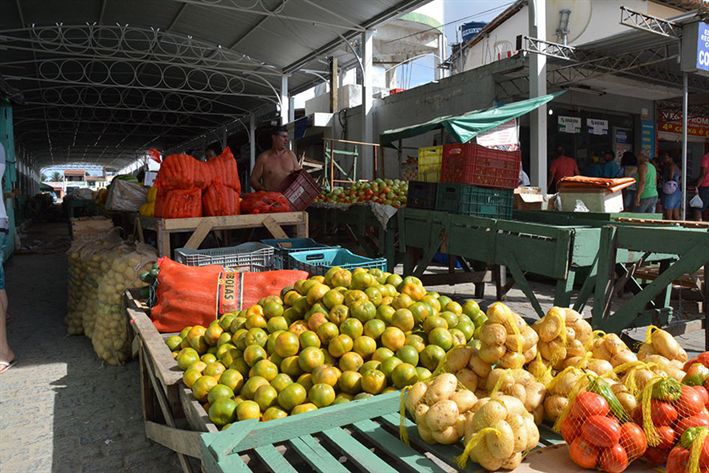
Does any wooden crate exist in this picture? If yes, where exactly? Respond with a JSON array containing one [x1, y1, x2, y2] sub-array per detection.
[[200, 391, 564, 473], [70, 216, 113, 239]]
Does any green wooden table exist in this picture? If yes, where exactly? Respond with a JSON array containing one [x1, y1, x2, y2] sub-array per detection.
[[307, 203, 398, 271], [200, 391, 564, 473]]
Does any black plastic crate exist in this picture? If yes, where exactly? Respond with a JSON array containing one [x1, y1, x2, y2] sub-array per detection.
[[406, 181, 438, 209], [435, 183, 513, 219]]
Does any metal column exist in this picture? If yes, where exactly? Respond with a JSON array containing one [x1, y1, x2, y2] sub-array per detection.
[[249, 113, 256, 190], [528, 0, 548, 190], [361, 29, 374, 180], [280, 75, 289, 127], [682, 72, 688, 220]]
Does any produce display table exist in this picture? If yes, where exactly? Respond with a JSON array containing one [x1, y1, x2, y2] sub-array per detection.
[[308, 203, 398, 270], [126, 290, 564, 472], [139, 212, 308, 257]]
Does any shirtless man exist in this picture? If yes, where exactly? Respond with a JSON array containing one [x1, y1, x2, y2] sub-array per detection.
[[249, 127, 300, 191]]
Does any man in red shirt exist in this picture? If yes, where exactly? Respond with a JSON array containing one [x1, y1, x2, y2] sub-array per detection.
[[548, 146, 580, 192], [693, 152, 709, 221]]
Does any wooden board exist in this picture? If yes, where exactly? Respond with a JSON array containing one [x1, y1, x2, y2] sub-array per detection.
[[520, 445, 658, 473], [140, 212, 306, 232]]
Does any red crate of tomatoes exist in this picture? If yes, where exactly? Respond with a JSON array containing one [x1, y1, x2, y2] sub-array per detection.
[[440, 142, 521, 189]]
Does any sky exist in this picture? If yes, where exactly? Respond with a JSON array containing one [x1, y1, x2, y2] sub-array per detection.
[[399, 0, 514, 89]]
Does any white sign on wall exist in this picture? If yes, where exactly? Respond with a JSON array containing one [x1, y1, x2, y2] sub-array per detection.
[[476, 119, 518, 148], [587, 118, 609, 135], [558, 116, 581, 133]]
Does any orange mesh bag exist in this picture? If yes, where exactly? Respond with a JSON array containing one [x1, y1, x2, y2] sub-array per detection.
[[240, 191, 291, 214], [665, 427, 709, 473], [155, 153, 207, 190], [558, 373, 648, 472], [634, 376, 709, 467], [151, 258, 307, 332], [158, 188, 202, 218], [202, 184, 240, 216], [205, 147, 241, 192]]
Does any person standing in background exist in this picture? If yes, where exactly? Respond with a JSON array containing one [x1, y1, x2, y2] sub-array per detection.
[[583, 154, 603, 178], [620, 151, 638, 211], [0, 142, 13, 375], [660, 153, 681, 220], [635, 152, 659, 213], [693, 152, 709, 221], [548, 146, 580, 193], [601, 151, 621, 178]]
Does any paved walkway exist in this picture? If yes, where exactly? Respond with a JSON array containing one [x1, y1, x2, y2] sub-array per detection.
[[0, 223, 180, 473]]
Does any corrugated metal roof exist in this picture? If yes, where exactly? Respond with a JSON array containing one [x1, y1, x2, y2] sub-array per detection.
[[0, 0, 429, 168]]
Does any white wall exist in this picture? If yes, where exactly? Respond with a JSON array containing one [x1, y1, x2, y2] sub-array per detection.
[[462, 0, 683, 72]]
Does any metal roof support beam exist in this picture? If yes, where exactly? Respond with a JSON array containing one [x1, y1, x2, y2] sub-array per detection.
[[280, 75, 289, 127], [619, 6, 681, 39], [518, 35, 577, 61], [361, 29, 374, 180], [249, 113, 256, 185], [528, 0, 548, 191]]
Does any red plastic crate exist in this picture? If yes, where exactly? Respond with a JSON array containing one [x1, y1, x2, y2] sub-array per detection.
[[279, 170, 321, 211], [440, 143, 521, 189]]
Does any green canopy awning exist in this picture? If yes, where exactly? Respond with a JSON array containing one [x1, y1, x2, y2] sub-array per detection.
[[380, 91, 565, 147]]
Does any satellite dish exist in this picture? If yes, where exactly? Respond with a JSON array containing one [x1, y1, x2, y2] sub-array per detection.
[[546, 0, 592, 45]]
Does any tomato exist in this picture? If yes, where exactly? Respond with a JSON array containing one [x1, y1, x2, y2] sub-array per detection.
[[677, 385, 706, 417], [560, 415, 580, 444], [571, 392, 610, 420], [692, 386, 709, 409], [675, 413, 709, 436], [644, 446, 670, 466], [656, 425, 677, 450], [569, 437, 599, 469], [683, 363, 709, 386], [599, 443, 629, 473], [698, 352, 709, 368], [581, 415, 622, 448], [666, 446, 690, 473], [632, 406, 644, 426], [651, 400, 679, 426], [619, 422, 647, 458]]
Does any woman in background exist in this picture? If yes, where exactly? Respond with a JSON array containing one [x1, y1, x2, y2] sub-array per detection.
[[660, 153, 681, 220], [620, 151, 638, 211], [635, 152, 659, 213]]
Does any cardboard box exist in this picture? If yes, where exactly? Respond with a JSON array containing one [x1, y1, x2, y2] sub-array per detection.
[[514, 187, 544, 211], [558, 189, 624, 213]]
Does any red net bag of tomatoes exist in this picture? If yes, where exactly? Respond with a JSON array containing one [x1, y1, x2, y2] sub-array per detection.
[[240, 191, 291, 214], [666, 426, 709, 473], [558, 374, 648, 473], [635, 376, 709, 467]]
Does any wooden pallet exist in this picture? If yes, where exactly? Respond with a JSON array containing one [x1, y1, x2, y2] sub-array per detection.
[[200, 391, 564, 473]]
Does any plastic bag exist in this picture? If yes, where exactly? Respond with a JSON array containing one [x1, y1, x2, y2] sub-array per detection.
[[690, 194, 704, 209], [150, 258, 308, 332], [92, 243, 157, 365], [105, 179, 148, 212], [202, 184, 240, 216], [559, 374, 647, 472]]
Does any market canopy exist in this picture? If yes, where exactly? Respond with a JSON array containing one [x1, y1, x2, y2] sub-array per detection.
[[379, 91, 565, 148]]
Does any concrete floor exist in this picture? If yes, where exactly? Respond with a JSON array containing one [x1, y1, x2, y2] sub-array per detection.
[[0, 222, 705, 472], [0, 223, 180, 473]]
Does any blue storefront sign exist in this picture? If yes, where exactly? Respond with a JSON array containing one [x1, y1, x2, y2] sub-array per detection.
[[698, 22, 709, 72], [641, 120, 655, 161]]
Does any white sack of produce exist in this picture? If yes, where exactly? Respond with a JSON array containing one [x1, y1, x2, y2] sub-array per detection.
[[92, 243, 157, 365], [105, 179, 148, 212], [67, 238, 94, 335]]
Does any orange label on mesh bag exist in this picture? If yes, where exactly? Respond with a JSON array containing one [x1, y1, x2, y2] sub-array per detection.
[[218, 272, 241, 314]]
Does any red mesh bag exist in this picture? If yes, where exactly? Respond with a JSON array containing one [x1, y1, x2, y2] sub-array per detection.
[[240, 191, 291, 214], [155, 153, 207, 190], [205, 147, 241, 192], [155, 188, 202, 218], [558, 374, 647, 472], [635, 377, 709, 467], [151, 258, 307, 332], [202, 184, 240, 216]]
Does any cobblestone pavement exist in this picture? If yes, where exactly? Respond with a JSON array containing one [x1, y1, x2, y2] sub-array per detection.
[[0, 224, 180, 473]]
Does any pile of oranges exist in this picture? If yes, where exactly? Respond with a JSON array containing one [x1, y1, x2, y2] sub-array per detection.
[[166, 267, 488, 429]]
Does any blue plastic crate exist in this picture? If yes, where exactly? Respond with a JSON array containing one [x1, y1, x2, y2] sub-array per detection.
[[260, 238, 336, 269], [288, 248, 387, 275]]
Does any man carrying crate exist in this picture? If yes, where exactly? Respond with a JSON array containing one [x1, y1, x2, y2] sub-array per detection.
[[250, 126, 301, 192]]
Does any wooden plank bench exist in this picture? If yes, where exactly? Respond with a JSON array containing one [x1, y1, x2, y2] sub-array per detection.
[[200, 391, 564, 473]]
